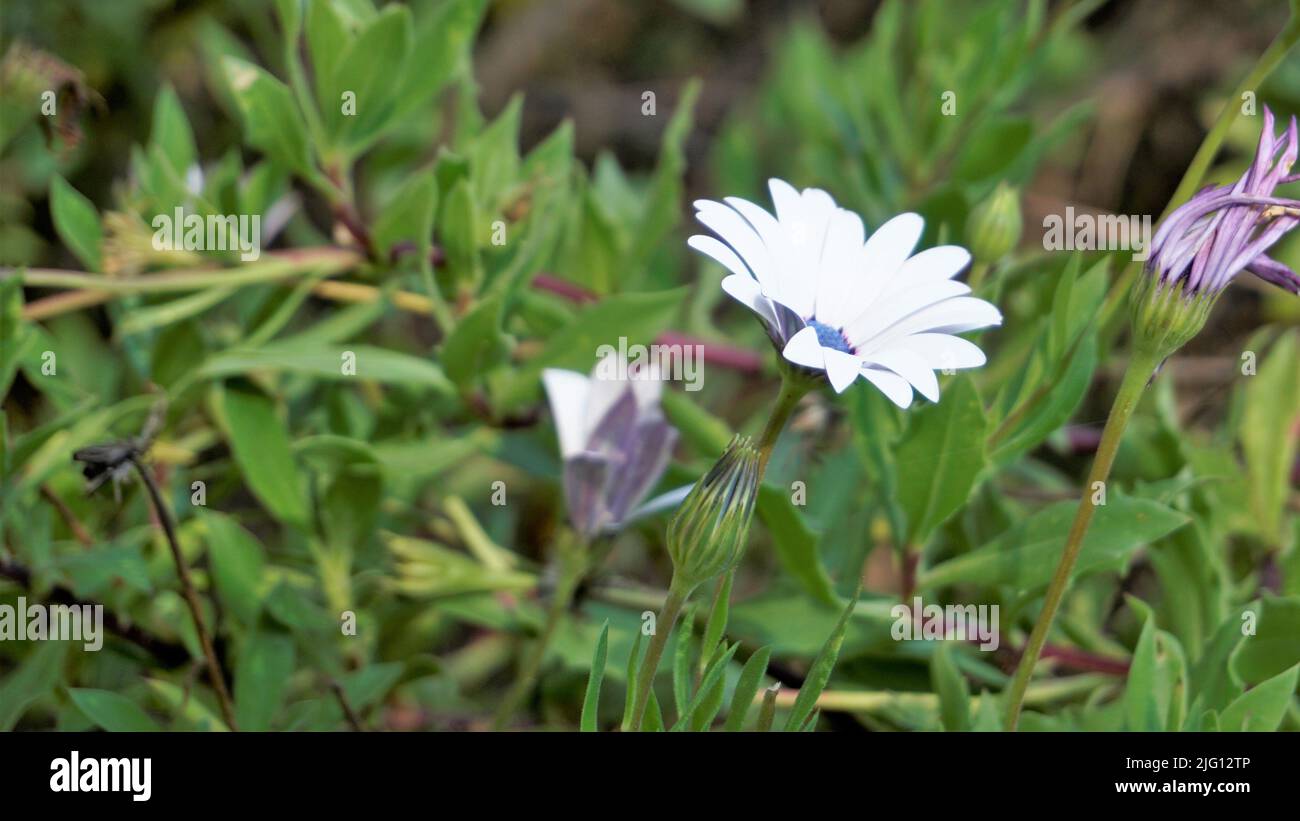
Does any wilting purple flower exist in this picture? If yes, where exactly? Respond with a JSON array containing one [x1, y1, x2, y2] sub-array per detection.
[[1146, 107, 1300, 299], [542, 356, 677, 540]]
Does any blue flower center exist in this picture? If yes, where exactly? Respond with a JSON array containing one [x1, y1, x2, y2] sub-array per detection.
[[808, 319, 853, 354]]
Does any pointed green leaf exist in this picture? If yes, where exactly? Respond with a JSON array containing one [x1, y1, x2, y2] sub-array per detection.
[[49, 176, 102, 272], [68, 689, 161, 732], [723, 645, 771, 731], [783, 589, 859, 731], [580, 620, 610, 732]]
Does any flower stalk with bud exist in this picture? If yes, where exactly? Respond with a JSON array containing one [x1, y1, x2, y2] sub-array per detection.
[[1004, 107, 1300, 731], [494, 355, 676, 729]]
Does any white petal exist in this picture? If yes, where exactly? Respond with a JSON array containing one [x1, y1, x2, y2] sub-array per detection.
[[857, 297, 1002, 356], [630, 371, 664, 410], [688, 234, 752, 279], [865, 348, 940, 403], [902, 333, 987, 371], [800, 187, 838, 228], [812, 208, 868, 328], [720, 274, 779, 333], [861, 367, 914, 409], [724, 195, 794, 307], [542, 369, 591, 458], [858, 213, 925, 301], [880, 245, 972, 299], [823, 349, 864, 393], [694, 200, 775, 290], [844, 279, 972, 349], [781, 325, 825, 370], [768, 178, 803, 226]]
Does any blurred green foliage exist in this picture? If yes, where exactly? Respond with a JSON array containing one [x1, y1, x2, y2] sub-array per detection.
[[1, 0, 1298, 732]]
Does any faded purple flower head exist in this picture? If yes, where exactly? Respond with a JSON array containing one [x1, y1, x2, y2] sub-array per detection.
[[1147, 107, 1300, 299], [542, 354, 677, 540]]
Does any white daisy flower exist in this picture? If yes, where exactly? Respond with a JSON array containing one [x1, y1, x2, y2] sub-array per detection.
[[688, 178, 1002, 408], [542, 354, 677, 539]]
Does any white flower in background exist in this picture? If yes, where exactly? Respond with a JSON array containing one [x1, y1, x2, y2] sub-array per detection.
[[542, 355, 677, 540], [688, 178, 1002, 408]]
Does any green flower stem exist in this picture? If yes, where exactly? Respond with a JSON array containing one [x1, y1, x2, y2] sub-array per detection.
[[1003, 346, 1160, 730], [627, 575, 694, 732], [1099, 11, 1300, 332], [492, 537, 589, 730], [757, 370, 813, 474]]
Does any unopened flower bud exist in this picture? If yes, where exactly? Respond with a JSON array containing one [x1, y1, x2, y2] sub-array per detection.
[[667, 436, 761, 587], [966, 183, 1022, 265]]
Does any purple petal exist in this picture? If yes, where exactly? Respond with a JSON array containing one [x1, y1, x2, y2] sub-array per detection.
[[564, 453, 610, 538], [603, 417, 678, 527], [1245, 255, 1300, 294]]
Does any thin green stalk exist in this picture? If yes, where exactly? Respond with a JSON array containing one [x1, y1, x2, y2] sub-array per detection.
[[757, 371, 813, 473], [5, 247, 359, 294], [1003, 346, 1160, 730], [491, 538, 588, 729], [627, 576, 693, 732]]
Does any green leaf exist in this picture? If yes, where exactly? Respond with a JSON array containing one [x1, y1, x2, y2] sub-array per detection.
[[990, 331, 1097, 465], [756, 485, 838, 605], [1217, 663, 1299, 731], [326, 4, 413, 151], [306, 0, 349, 106], [145, 679, 229, 731], [0, 274, 32, 398], [1124, 604, 1162, 731], [918, 494, 1189, 592], [621, 630, 645, 730], [390, 0, 487, 121], [440, 295, 508, 389], [467, 94, 522, 210], [931, 642, 971, 731], [782, 588, 859, 731], [669, 642, 739, 731], [68, 689, 161, 732], [219, 383, 309, 528], [49, 176, 102, 272], [201, 343, 454, 396], [895, 376, 987, 545], [234, 631, 296, 731], [500, 288, 684, 408], [623, 80, 699, 281], [1239, 332, 1300, 542], [274, 0, 302, 37], [660, 389, 734, 456], [698, 571, 733, 676], [222, 57, 313, 177], [0, 642, 68, 731], [1231, 596, 1300, 686], [580, 621, 610, 732], [203, 511, 267, 626], [723, 645, 772, 731], [151, 84, 197, 175], [338, 662, 405, 711], [438, 177, 481, 289], [372, 169, 438, 259]]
